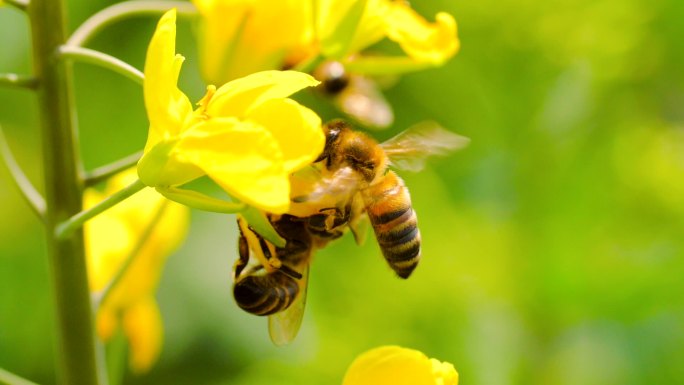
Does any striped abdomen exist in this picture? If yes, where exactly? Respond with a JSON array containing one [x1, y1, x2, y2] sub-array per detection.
[[233, 270, 299, 316], [362, 171, 421, 278]]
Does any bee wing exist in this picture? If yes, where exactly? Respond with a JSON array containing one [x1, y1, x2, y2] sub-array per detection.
[[291, 166, 362, 204], [381, 122, 470, 172], [268, 264, 310, 346], [335, 76, 394, 129]]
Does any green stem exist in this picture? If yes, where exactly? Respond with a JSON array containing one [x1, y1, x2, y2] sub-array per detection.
[[3, 0, 28, 12], [0, 125, 46, 221], [67, 0, 197, 47], [55, 178, 147, 240], [58, 46, 144, 85], [293, 54, 324, 74], [83, 150, 143, 187], [0, 73, 38, 90], [28, 0, 101, 383], [93, 201, 168, 308], [156, 186, 246, 214], [0, 368, 40, 385]]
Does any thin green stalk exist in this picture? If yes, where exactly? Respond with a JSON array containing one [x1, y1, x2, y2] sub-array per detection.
[[83, 150, 143, 187], [93, 201, 168, 308], [3, 0, 28, 12], [55, 178, 147, 240], [293, 54, 324, 74], [0, 125, 46, 221], [58, 46, 144, 85], [0, 368, 40, 385], [67, 0, 197, 47], [0, 73, 38, 89], [28, 0, 101, 384]]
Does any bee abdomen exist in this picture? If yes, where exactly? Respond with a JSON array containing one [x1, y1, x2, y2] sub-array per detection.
[[233, 271, 299, 316], [364, 172, 421, 279]]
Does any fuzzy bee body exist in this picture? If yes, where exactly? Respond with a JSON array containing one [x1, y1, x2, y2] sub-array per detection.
[[232, 120, 467, 344]]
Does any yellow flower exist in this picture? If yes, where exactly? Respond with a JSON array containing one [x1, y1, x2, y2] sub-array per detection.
[[193, 0, 314, 84], [138, 9, 324, 214], [192, 0, 460, 82], [85, 169, 189, 373], [322, 0, 459, 68], [343, 346, 458, 385]]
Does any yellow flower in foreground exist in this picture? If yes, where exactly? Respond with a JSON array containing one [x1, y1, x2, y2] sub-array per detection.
[[343, 346, 458, 385], [138, 9, 324, 214], [85, 169, 189, 372]]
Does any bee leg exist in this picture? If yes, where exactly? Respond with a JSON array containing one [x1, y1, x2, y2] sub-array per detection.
[[258, 235, 284, 273], [234, 225, 250, 280], [237, 216, 278, 273]]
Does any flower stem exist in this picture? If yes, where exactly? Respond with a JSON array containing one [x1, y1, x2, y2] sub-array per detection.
[[0, 125, 46, 221], [58, 46, 144, 85], [28, 0, 101, 383], [55, 178, 147, 240], [83, 150, 143, 187], [0, 367, 40, 385], [93, 201, 168, 308], [0, 73, 38, 89], [67, 0, 197, 47]]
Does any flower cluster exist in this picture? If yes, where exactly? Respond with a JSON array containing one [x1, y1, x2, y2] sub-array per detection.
[[85, 169, 189, 372], [194, 0, 460, 84]]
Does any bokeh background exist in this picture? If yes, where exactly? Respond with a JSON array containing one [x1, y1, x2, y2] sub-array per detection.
[[2, 0, 684, 384]]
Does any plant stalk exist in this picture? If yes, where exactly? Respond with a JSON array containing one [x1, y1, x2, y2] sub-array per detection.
[[28, 0, 101, 384]]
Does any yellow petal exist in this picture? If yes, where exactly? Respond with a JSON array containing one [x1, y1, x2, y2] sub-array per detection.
[[122, 297, 163, 373], [175, 118, 291, 213], [345, 0, 390, 53], [198, 0, 313, 83], [247, 98, 324, 173], [207, 70, 320, 118], [342, 346, 458, 385], [144, 9, 193, 148], [383, 4, 459, 65]]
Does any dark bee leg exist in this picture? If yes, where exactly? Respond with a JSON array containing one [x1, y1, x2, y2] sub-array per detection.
[[234, 221, 250, 279]]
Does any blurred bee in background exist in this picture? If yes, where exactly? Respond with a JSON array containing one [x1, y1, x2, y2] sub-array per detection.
[[233, 120, 468, 345], [313, 61, 394, 129]]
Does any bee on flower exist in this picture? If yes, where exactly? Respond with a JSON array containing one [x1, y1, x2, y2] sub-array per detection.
[[192, 0, 460, 128]]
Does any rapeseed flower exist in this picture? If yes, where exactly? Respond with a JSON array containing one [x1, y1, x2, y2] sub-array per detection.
[[342, 346, 458, 385], [138, 9, 324, 214], [193, 0, 460, 83], [85, 169, 189, 372]]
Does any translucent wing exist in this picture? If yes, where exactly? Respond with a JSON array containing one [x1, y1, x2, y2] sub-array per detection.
[[381, 122, 470, 172], [334, 76, 394, 129], [268, 264, 310, 346], [291, 166, 362, 204]]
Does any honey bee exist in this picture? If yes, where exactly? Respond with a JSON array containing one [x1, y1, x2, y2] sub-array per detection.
[[232, 120, 468, 344], [314, 61, 394, 129]]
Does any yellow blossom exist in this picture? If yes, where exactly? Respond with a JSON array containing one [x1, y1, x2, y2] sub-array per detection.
[[342, 346, 458, 385], [193, 0, 314, 84], [85, 169, 189, 373], [137, 9, 324, 214], [192, 0, 460, 81]]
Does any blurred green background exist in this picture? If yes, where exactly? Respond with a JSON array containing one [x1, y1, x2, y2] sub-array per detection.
[[2, 0, 684, 384]]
